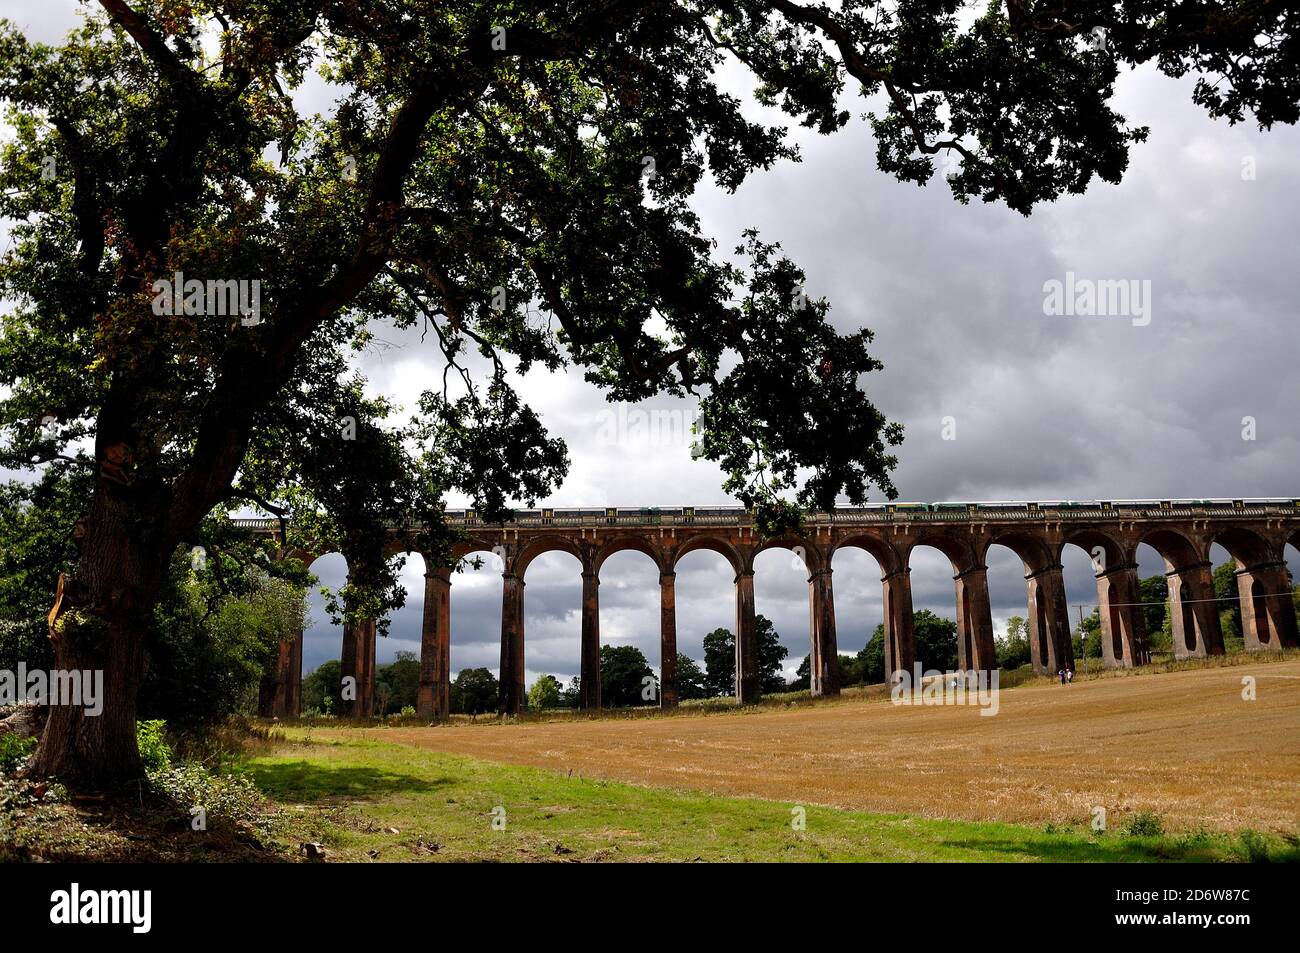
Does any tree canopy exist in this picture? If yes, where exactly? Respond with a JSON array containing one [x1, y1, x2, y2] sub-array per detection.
[[599, 644, 657, 707], [703, 614, 788, 696], [674, 653, 709, 701], [996, 614, 1032, 669], [451, 667, 498, 715], [526, 673, 562, 711]]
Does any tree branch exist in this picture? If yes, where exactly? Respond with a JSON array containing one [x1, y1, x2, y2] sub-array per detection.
[[49, 116, 105, 313], [164, 68, 485, 546], [97, 0, 204, 95], [767, 0, 982, 163]]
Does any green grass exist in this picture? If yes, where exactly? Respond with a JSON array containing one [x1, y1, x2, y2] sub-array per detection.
[[242, 732, 1300, 862]]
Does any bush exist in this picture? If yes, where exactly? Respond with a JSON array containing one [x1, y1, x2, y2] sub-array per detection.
[[527, 674, 563, 711], [1234, 830, 1272, 863], [142, 563, 307, 727], [136, 720, 172, 774], [399, 705, 416, 718], [149, 762, 264, 826], [0, 733, 36, 773], [1122, 809, 1164, 837], [163, 717, 276, 772]]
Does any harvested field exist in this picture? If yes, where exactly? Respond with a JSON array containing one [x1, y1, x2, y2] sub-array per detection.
[[338, 660, 1300, 833]]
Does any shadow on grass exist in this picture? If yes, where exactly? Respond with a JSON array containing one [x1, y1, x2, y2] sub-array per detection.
[[938, 835, 1229, 863], [246, 760, 454, 802]]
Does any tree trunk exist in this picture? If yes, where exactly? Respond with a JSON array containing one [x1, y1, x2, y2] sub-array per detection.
[[29, 487, 164, 790]]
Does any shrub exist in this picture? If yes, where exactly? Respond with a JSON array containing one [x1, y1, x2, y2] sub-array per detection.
[[149, 762, 264, 827], [400, 705, 416, 718], [0, 733, 36, 773], [1172, 828, 1215, 853], [1234, 830, 1272, 863], [136, 720, 172, 774], [164, 716, 276, 771], [1122, 809, 1164, 837]]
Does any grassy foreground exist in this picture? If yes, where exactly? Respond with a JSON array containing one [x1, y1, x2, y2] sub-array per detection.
[[242, 731, 1297, 862]]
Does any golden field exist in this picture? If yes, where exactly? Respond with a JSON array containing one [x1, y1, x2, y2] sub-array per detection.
[[336, 660, 1300, 833]]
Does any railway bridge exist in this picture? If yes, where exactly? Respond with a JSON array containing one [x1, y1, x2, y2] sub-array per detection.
[[241, 499, 1300, 719]]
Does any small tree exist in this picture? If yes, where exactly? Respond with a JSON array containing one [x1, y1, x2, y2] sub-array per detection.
[[452, 668, 499, 716], [559, 676, 582, 710], [1213, 560, 1243, 641], [913, 610, 958, 672], [374, 682, 394, 718], [837, 652, 865, 687], [674, 654, 708, 701], [1072, 608, 1103, 661], [600, 645, 657, 708], [856, 612, 956, 680], [527, 674, 562, 711], [1140, 576, 1170, 640], [756, 616, 790, 694], [858, 630, 886, 685], [996, 615, 1032, 669], [146, 566, 307, 725], [702, 627, 735, 698], [302, 660, 343, 715], [702, 615, 787, 697], [377, 651, 421, 714]]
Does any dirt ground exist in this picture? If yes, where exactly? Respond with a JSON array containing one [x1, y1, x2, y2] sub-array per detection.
[[349, 661, 1300, 833]]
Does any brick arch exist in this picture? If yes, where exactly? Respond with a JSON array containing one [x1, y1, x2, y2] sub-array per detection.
[[984, 533, 1072, 675], [984, 530, 1057, 574], [450, 536, 505, 563], [672, 536, 743, 574], [594, 536, 668, 575], [829, 534, 903, 577], [514, 536, 586, 578], [302, 550, 345, 573], [1136, 527, 1205, 571], [1138, 527, 1223, 658], [753, 535, 826, 574], [1210, 525, 1279, 568], [382, 532, 422, 560], [278, 546, 322, 568], [1211, 525, 1298, 652], [1062, 528, 1126, 575], [1285, 535, 1300, 578], [903, 532, 981, 575]]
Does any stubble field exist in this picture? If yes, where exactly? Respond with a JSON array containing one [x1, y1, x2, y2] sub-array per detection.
[[334, 660, 1300, 833]]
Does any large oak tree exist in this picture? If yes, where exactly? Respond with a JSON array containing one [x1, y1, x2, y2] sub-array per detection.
[[0, 1, 1295, 787]]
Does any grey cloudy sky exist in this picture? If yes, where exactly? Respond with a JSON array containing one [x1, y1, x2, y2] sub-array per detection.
[[4, 3, 1298, 686]]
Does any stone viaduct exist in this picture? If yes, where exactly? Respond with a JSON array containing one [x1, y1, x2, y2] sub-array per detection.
[[245, 499, 1300, 719]]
